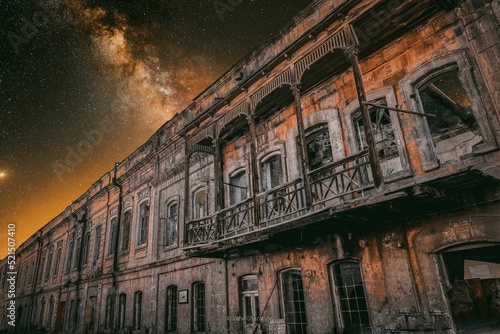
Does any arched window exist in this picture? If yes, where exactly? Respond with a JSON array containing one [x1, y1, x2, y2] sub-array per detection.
[[260, 154, 283, 192], [166, 285, 178, 332], [279, 268, 307, 334], [330, 260, 371, 333], [305, 125, 333, 170], [193, 188, 207, 219], [229, 170, 248, 206]]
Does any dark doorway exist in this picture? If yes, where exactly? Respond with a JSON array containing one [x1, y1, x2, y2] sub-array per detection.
[[54, 301, 66, 334]]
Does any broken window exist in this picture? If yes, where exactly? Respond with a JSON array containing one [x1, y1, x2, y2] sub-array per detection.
[[305, 126, 333, 170], [240, 275, 260, 333], [331, 260, 371, 333], [137, 202, 149, 245], [166, 285, 178, 332], [193, 282, 206, 333], [121, 210, 131, 252], [261, 155, 282, 192], [193, 188, 207, 219], [280, 268, 307, 334], [165, 202, 178, 247], [229, 170, 248, 206], [417, 70, 482, 163], [133, 291, 142, 330], [118, 293, 126, 329], [440, 244, 500, 331]]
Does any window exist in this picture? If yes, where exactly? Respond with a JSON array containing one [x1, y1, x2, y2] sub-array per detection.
[[166, 286, 178, 332], [73, 236, 81, 269], [193, 188, 207, 219], [229, 170, 248, 206], [45, 246, 53, 282], [47, 298, 54, 328], [93, 225, 102, 262], [66, 235, 74, 272], [305, 126, 333, 170], [54, 243, 62, 276], [261, 155, 282, 192], [331, 261, 371, 333], [108, 218, 118, 255], [82, 232, 90, 266], [240, 276, 260, 330], [193, 282, 206, 332], [68, 300, 75, 329], [105, 295, 114, 330], [39, 298, 45, 326], [121, 210, 131, 252], [133, 291, 142, 330], [38, 252, 46, 283], [353, 99, 405, 179], [416, 70, 481, 163], [137, 202, 149, 245], [118, 293, 126, 329], [280, 269, 307, 334], [165, 202, 178, 247]]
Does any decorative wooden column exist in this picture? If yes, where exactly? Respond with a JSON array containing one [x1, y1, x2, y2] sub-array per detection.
[[347, 47, 382, 188], [246, 113, 261, 226], [213, 138, 224, 212], [183, 140, 190, 245], [291, 84, 313, 208]]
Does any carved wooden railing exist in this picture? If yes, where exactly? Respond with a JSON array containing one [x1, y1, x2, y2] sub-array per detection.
[[309, 150, 374, 208], [185, 151, 375, 247]]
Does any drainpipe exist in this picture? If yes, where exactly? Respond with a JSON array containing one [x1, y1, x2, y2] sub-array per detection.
[[73, 208, 88, 332], [183, 140, 191, 245], [111, 163, 123, 334]]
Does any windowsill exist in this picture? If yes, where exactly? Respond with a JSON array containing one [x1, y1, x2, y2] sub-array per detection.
[[162, 244, 179, 251]]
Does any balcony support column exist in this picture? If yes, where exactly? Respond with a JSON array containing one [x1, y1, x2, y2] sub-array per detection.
[[183, 140, 190, 245], [214, 138, 224, 212], [291, 84, 313, 209], [246, 113, 261, 227], [347, 47, 383, 188]]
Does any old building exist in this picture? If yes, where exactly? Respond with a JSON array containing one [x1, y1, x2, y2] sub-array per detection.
[[1, 0, 500, 333]]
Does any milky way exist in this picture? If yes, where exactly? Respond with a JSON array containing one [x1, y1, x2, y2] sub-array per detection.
[[0, 0, 312, 257]]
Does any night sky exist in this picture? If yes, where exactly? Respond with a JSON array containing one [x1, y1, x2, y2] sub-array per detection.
[[0, 0, 313, 258]]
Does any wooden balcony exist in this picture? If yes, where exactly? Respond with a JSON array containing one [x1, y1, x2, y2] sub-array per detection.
[[185, 151, 374, 248]]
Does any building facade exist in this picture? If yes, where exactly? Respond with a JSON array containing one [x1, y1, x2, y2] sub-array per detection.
[[1, 0, 500, 333]]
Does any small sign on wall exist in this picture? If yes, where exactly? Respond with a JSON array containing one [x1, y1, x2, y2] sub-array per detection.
[[178, 289, 189, 303]]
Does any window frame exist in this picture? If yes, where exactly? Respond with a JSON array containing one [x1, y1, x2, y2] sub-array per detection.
[[107, 217, 118, 256], [121, 210, 132, 253], [163, 200, 179, 248], [304, 123, 334, 171], [192, 187, 208, 220], [279, 268, 307, 334], [239, 275, 260, 329], [343, 86, 411, 182], [259, 153, 284, 193], [227, 168, 248, 206], [192, 281, 206, 333], [133, 291, 142, 330], [399, 51, 497, 171], [165, 285, 178, 332], [118, 293, 126, 330], [329, 259, 371, 333], [137, 201, 150, 246]]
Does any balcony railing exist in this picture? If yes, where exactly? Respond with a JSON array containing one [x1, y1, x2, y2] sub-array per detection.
[[185, 151, 374, 247]]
